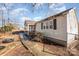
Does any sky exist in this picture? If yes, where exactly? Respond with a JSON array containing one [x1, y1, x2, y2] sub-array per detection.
[[0, 3, 79, 29]]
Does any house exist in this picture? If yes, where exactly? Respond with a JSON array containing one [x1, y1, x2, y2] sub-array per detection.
[[24, 20, 36, 32], [35, 8, 78, 47]]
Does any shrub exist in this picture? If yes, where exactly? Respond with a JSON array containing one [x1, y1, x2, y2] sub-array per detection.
[[0, 24, 14, 32]]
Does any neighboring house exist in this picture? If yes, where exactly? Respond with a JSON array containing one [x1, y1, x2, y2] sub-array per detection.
[[24, 20, 36, 32], [35, 8, 78, 47]]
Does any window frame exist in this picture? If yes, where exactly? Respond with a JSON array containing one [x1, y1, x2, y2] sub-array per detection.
[[53, 19, 57, 30], [41, 23, 43, 29], [50, 21, 53, 29]]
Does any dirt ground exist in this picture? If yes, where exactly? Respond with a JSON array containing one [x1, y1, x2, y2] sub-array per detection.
[[3, 42, 33, 56], [42, 40, 79, 56], [0, 33, 33, 56], [31, 37, 79, 56], [0, 32, 79, 56]]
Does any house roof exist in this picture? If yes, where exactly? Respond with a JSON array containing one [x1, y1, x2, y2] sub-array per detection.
[[36, 8, 73, 23], [25, 20, 36, 25]]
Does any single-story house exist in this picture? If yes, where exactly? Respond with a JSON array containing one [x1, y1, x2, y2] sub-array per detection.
[[35, 8, 78, 47], [24, 20, 36, 32]]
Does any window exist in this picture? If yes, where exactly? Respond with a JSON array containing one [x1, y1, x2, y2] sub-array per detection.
[[46, 26, 48, 29], [41, 23, 43, 29], [46, 22, 48, 29], [53, 19, 57, 30], [50, 21, 53, 29], [43, 26, 45, 29], [50, 25, 53, 29]]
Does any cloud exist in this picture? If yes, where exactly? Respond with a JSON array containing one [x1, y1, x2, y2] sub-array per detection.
[[31, 3, 66, 19], [0, 7, 8, 20], [33, 16, 42, 21], [21, 17, 31, 21], [49, 3, 64, 9], [0, 4, 67, 22], [47, 3, 66, 17], [55, 6, 66, 11], [10, 8, 30, 17], [11, 17, 31, 29], [0, 7, 7, 13], [4, 3, 14, 9], [49, 3, 56, 9], [20, 17, 32, 23], [34, 3, 44, 9]]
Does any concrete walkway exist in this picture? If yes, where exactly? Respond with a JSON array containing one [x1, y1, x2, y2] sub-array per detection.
[[21, 40, 54, 56]]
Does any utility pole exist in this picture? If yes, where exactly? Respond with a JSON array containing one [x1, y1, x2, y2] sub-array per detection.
[[1, 3, 10, 33], [4, 4, 10, 24], [7, 5, 10, 24], [1, 5, 5, 32]]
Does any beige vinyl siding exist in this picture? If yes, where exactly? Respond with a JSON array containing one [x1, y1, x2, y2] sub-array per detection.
[[36, 14, 67, 41], [67, 9, 78, 46]]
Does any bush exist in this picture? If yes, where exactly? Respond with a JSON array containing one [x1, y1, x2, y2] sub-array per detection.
[[0, 24, 14, 32]]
